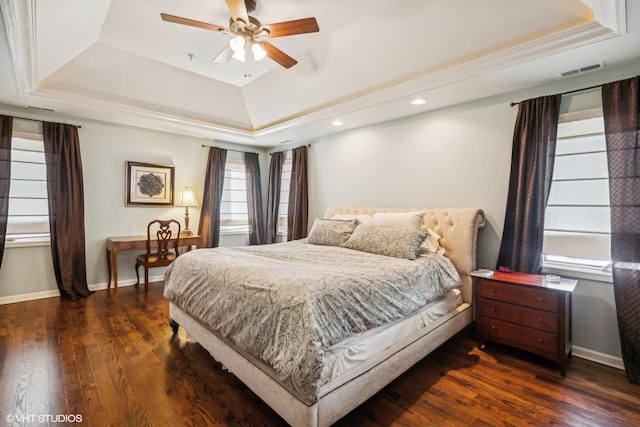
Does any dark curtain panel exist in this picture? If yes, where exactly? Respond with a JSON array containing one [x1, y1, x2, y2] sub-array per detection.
[[43, 122, 92, 300], [497, 94, 561, 274], [199, 147, 227, 248], [244, 152, 264, 245], [602, 76, 640, 383], [266, 152, 283, 243], [0, 115, 13, 269], [287, 146, 308, 241]]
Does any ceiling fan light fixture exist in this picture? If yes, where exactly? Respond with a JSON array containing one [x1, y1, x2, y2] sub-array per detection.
[[232, 49, 246, 62], [160, 6, 320, 69], [230, 35, 245, 53], [251, 42, 267, 61]]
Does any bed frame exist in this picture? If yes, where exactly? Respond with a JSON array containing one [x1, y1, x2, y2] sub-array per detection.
[[169, 206, 486, 426]]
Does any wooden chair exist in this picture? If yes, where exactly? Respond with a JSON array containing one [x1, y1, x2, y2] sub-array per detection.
[[135, 219, 181, 291]]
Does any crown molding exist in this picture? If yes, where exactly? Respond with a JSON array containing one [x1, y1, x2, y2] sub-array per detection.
[[249, 20, 620, 138], [26, 86, 259, 141], [591, 0, 627, 34], [6, 4, 624, 145], [0, 0, 37, 95]]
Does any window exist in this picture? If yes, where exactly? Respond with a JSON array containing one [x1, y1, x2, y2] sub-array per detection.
[[6, 133, 50, 245], [220, 152, 249, 234], [543, 108, 611, 274], [277, 151, 292, 235]]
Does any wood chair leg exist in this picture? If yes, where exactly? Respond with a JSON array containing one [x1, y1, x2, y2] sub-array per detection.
[[135, 261, 141, 286], [144, 267, 149, 292], [170, 319, 179, 336]]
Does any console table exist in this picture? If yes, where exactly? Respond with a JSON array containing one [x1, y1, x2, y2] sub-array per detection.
[[106, 234, 202, 289]]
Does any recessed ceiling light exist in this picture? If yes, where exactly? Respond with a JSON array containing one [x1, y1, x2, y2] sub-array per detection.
[[332, 120, 344, 126], [411, 98, 426, 106]]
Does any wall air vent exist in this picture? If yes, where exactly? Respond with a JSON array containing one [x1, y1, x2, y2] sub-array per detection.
[[26, 105, 55, 112], [559, 63, 603, 78]]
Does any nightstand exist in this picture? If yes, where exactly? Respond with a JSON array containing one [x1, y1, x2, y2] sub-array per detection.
[[474, 271, 577, 376]]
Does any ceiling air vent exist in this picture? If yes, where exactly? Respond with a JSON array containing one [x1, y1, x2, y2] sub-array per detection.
[[559, 63, 603, 78]]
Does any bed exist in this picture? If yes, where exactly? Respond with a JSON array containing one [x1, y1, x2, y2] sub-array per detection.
[[164, 206, 485, 426]]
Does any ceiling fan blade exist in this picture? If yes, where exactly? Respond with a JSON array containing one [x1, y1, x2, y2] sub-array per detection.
[[261, 42, 297, 69], [263, 17, 319, 38], [213, 45, 234, 63], [161, 13, 226, 32], [225, 0, 250, 23]]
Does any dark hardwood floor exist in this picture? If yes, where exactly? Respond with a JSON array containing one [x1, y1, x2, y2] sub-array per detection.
[[1, 283, 638, 426]]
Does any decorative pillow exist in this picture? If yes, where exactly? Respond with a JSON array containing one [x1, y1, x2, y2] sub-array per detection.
[[330, 213, 374, 224], [420, 228, 446, 255], [307, 219, 359, 247], [341, 223, 427, 260], [371, 211, 425, 231]]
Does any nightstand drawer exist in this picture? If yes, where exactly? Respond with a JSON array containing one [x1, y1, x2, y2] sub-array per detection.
[[477, 317, 558, 354], [478, 280, 559, 312], [477, 298, 559, 333]]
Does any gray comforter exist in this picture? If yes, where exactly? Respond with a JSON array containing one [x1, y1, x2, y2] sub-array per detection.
[[163, 240, 461, 403]]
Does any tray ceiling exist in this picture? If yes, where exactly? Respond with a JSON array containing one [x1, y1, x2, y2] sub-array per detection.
[[0, 0, 637, 146]]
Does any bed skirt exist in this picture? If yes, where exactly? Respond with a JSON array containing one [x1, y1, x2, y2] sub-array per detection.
[[170, 301, 472, 427]]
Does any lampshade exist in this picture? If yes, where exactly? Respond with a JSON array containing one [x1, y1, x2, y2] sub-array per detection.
[[251, 42, 267, 61], [175, 188, 198, 207], [229, 36, 266, 63], [229, 35, 245, 53], [232, 49, 246, 62]]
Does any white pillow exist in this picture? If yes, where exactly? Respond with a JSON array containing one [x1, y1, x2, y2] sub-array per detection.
[[421, 228, 446, 255], [330, 214, 373, 224], [371, 211, 425, 231]]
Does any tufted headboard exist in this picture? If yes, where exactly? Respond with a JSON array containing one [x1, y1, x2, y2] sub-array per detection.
[[323, 206, 486, 304]]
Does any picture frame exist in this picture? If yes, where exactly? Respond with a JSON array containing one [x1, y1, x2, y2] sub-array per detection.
[[126, 161, 175, 206]]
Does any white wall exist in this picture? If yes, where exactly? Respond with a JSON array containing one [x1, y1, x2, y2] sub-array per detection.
[[2, 60, 638, 365], [303, 61, 640, 364], [307, 96, 515, 269], [0, 116, 269, 301]]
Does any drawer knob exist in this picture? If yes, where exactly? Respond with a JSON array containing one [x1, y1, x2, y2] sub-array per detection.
[[538, 318, 543, 323], [491, 307, 496, 312], [538, 297, 543, 302], [538, 338, 543, 343], [491, 326, 496, 330], [491, 288, 496, 293]]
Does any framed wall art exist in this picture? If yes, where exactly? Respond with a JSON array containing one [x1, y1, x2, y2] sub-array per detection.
[[126, 161, 175, 206]]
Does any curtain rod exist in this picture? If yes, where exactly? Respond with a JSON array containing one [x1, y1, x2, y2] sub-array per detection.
[[510, 83, 603, 107], [269, 144, 311, 156], [201, 144, 258, 155], [9, 114, 82, 128]]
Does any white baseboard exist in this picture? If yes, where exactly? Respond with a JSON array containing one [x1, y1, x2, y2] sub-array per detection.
[[0, 283, 627, 374], [572, 345, 625, 370], [0, 289, 62, 305], [0, 274, 165, 305], [88, 274, 164, 291]]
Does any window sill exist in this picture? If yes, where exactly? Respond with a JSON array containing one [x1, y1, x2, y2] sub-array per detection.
[[219, 230, 249, 236], [5, 240, 51, 249], [542, 262, 612, 284]]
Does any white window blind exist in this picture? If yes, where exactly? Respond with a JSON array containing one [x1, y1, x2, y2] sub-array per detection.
[[277, 152, 292, 235], [543, 109, 611, 270], [220, 152, 249, 233], [7, 134, 50, 243]]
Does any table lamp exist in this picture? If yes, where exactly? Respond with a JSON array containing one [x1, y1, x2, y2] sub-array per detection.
[[175, 188, 198, 236]]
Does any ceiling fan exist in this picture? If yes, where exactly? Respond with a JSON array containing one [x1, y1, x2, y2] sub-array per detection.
[[161, 0, 319, 69]]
